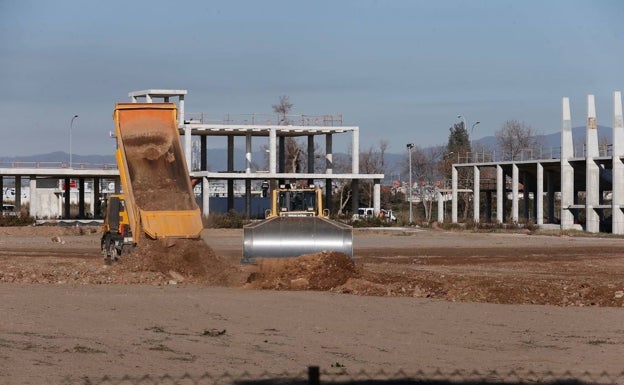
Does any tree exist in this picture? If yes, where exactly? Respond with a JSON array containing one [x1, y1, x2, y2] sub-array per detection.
[[272, 95, 302, 172], [496, 119, 541, 161], [446, 122, 472, 220], [408, 145, 446, 222]]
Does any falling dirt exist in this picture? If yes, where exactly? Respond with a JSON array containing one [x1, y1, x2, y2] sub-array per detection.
[[114, 237, 244, 286]]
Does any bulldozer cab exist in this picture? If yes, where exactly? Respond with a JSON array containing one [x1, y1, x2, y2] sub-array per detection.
[[277, 189, 317, 215]]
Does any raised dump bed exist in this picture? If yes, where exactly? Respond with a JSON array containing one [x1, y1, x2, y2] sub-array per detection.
[[113, 103, 203, 241]]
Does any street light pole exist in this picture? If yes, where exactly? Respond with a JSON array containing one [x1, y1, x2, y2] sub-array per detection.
[[406, 143, 414, 224], [471, 121, 480, 161], [70, 115, 78, 168]]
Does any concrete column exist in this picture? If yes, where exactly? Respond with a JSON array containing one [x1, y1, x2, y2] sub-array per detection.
[[351, 179, 359, 218], [0, 177, 3, 208], [585, 94, 600, 233], [325, 134, 333, 213], [78, 178, 85, 219], [613, 91, 624, 234], [64, 177, 70, 219], [496, 165, 503, 223], [473, 166, 480, 223], [536, 163, 544, 226], [94, 177, 101, 218], [184, 126, 192, 171], [352, 127, 359, 174], [200, 136, 207, 171], [227, 136, 234, 211], [512, 164, 519, 223], [245, 134, 252, 174], [373, 179, 381, 216], [202, 177, 210, 217], [245, 179, 251, 218], [29, 177, 36, 218], [308, 135, 314, 185], [561, 97, 575, 229], [178, 95, 185, 128], [269, 128, 277, 174], [451, 166, 458, 223], [14, 176, 21, 213], [437, 191, 444, 223]]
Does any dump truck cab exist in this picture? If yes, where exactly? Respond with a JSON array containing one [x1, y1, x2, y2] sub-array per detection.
[[101, 194, 134, 263]]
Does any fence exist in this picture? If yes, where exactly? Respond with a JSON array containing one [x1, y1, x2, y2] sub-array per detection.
[[60, 367, 624, 385]]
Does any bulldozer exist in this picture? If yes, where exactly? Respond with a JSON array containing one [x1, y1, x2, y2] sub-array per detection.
[[241, 184, 353, 264], [100, 103, 203, 263]]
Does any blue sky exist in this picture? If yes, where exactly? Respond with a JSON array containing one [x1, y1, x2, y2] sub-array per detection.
[[1, 0, 622, 156]]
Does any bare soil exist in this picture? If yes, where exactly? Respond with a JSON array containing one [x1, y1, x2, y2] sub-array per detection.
[[1, 225, 624, 384]]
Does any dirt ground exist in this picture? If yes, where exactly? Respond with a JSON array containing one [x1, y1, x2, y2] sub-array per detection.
[[1, 225, 624, 384]]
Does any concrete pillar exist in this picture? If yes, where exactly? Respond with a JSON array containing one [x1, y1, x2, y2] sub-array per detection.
[[352, 127, 359, 174], [496, 165, 503, 223], [245, 134, 252, 174], [29, 177, 36, 218], [178, 95, 185, 128], [245, 134, 252, 218], [269, 128, 277, 174], [373, 179, 381, 216], [94, 177, 101, 218], [202, 177, 210, 217], [227, 136, 234, 211], [585, 94, 600, 233], [473, 166, 480, 223], [561, 97, 575, 229], [78, 178, 85, 219], [325, 134, 333, 214], [437, 191, 444, 223], [308, 135, 315, 186], [512, 164, 519, 223], [0, 177, 3, 208], [536, 163, 544, 225], [351, 179, 359, 218], [612, 91, 624, 234], [64, 177, 70, 219], [200, 136, 207, 171], [451, 166, 458, 223], [184, 126, 192, 170]]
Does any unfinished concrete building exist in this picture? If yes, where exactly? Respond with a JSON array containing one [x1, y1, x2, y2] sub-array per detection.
[[450, 91, 624, 234]]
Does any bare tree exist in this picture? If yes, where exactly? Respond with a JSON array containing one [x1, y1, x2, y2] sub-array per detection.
[[496, 120, 541, 161], [408, 145, 445, 222], [359, 142, 387, 208], [272, 95, 302, 172]]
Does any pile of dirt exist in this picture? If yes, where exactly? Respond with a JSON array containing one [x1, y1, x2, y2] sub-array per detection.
[[245, 251, 358, 290], [114, 238, 243, 286]]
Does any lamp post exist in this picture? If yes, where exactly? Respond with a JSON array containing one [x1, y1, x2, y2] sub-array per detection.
[[406, 143, 414, 224], [471, 121, 480, 161], [70, 114, 78, 168]]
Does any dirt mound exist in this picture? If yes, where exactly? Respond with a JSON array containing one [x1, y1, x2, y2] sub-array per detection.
[[245, 251, 357, 290], [114, 238, 243, 286]]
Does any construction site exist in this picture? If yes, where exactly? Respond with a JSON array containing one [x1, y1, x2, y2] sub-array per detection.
[[1, 90, 623, 384]]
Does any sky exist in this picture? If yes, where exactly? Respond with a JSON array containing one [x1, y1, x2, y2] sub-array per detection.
[[1, 0, 623, 157]]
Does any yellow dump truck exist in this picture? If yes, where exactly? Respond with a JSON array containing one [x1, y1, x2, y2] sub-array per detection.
[[242, 184, 353, 263], [101, 103, 203, 262]]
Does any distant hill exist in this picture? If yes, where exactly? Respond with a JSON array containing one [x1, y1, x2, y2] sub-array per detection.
[[1, 125, 607, 184], [474, 125, 613, 151]]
